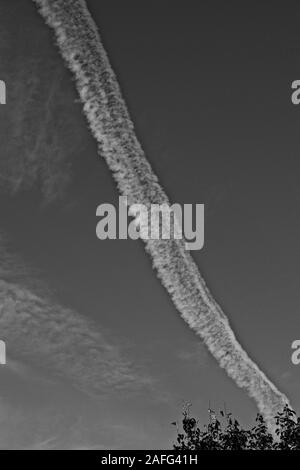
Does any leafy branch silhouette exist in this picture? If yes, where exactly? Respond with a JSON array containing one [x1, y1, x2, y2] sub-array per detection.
[[173, 404, 300, 450]]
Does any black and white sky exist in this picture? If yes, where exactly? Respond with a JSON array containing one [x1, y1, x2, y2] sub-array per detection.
[[0, 0, 300, 449]]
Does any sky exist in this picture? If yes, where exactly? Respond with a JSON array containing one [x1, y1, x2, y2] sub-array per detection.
[[0, 0, 300, 449]]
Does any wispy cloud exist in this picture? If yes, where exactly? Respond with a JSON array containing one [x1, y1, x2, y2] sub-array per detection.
[[0, 234, 155, 399], [176, 343, 208, 369], [0, 278, 153, 398], [0, 35, 82, 203]]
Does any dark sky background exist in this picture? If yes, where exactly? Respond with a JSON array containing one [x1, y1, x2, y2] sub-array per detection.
[[0, 0, 300, 449]]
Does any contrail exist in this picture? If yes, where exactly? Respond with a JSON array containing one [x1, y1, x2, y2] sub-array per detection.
[[32, 0, 290, 424]]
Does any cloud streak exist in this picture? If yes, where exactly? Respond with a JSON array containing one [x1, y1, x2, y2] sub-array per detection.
[[31, 0, 291, 425], [0, 235, 153, 399], [0, 13, 84, 204], [0, 278, 152, 397]]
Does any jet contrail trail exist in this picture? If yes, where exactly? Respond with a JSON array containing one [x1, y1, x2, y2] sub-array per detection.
[[32, 0, 290, 424]]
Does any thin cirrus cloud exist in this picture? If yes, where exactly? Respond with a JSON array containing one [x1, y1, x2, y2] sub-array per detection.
[[0, 277, 154, 398], [31, 0, 291, 427], [0, 234, 155, 400], [0, 33, 82, 203]]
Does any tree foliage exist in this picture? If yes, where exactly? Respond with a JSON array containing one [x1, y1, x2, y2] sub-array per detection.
[[173, 404, 300, 450]]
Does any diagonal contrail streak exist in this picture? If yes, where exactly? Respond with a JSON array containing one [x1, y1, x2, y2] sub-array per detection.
[[32, 0, 290, 425]]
